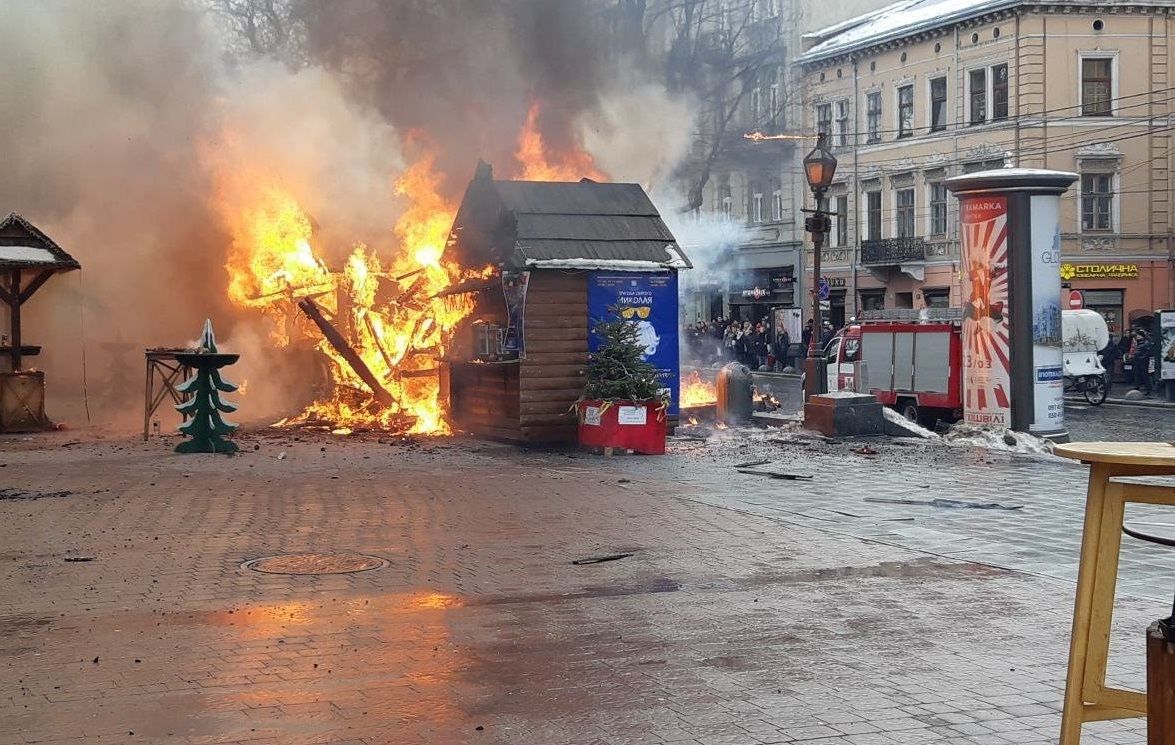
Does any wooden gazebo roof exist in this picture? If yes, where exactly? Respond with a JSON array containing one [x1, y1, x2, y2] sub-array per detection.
[[0, 213, 81, 371], [0, 212, 81, 271]]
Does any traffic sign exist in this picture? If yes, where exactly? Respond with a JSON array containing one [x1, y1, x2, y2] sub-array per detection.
[[1068, 289, 1084, 310], [817, 276, 831, 301], [819, 300, 831, 311]]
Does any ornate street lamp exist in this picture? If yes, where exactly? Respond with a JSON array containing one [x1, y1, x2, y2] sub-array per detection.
[[802, 133, 837, 399]]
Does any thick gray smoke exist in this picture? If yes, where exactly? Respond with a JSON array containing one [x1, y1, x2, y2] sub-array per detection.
[[0, 0, 696, 431]]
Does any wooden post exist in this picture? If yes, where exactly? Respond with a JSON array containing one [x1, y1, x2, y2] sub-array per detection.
[[9, 270, 20, 371], [1149, 622, 1175, 745], [297, 298, 394, 407]]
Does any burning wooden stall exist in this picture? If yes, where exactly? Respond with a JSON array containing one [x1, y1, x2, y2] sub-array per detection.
[[443, 162, 690, 443], [0, 213, 81, 431]]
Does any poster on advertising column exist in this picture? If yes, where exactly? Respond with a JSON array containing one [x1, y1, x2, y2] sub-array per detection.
[[1028, 195, 1065, 432], [587, 272, 680, 417], [960, 196, 1011, 427], [1160, 310, 1175, 381]]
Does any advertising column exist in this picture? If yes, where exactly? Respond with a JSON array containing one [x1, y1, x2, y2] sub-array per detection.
[[947, 169, 1077, 439]]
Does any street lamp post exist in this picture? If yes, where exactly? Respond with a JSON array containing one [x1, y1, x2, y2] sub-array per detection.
[[802, 133, 838, 400]]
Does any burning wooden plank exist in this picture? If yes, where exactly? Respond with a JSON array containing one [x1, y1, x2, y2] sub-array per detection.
[[297, 297, 395, 408]]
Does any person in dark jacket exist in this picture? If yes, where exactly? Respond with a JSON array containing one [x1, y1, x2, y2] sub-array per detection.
[[819, 321, 835, 350], [1128, 327, 1155, 395], [773, 329, 791, 371]]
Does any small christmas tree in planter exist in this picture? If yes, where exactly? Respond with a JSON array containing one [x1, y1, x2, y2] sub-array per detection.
[[577, 313, 668, 455], [174, 320, 240, 454]]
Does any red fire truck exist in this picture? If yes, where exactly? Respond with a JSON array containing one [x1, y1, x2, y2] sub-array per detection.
[[823, 309, 964, 427]]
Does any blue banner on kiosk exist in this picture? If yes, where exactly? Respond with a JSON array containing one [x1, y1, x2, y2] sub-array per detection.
[[587, 272, 680, 417]]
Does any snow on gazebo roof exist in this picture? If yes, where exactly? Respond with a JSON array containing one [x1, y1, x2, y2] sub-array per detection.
[[0, 212, 81, 271]]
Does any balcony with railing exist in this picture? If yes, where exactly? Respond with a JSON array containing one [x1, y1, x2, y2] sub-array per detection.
[[860, 237, 929, 265]]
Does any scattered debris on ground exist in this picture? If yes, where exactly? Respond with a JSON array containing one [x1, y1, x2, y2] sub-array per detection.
[[865, 497, 1024, 511], [0, 488, 73, 501], [571, 553, 634, 565], [736, 467, 813, 481], [733, 459, 770, 469]]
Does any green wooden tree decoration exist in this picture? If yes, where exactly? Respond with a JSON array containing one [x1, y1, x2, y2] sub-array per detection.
[[584, 312, 665, 402], [174, 319, 240, 454]]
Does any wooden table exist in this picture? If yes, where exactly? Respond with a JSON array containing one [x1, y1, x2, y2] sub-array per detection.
[[1054, 441, 1175, 744]]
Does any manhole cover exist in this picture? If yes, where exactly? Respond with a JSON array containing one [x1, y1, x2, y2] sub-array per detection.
[[242, 552, 388, 575]]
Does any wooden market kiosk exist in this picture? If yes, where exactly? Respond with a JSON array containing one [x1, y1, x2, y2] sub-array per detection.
[[0, 213, 81, 431], [442, 163, 690, 443]]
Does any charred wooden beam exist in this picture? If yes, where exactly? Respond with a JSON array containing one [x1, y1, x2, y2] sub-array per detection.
[[297, 297, 394, 408]]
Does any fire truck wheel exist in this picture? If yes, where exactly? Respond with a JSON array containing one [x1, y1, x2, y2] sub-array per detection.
[[899, 400, 922, 425]]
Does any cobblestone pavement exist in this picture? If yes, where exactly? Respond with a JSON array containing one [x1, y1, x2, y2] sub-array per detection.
[[0, 427, 1169, 745]]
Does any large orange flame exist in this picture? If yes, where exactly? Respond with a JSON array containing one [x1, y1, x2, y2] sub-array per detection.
[[217, 103, 607, 435], [218, 149, 490, 435], [514, 102, 607, 182], [680, 370, 718, 407]]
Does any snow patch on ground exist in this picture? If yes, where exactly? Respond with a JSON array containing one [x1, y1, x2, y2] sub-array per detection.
[[942, 423, 1056, 455], [881, 407, 938, 439]]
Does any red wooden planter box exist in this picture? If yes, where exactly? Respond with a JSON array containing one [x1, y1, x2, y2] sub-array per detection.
[[576, 399, 666, 455]]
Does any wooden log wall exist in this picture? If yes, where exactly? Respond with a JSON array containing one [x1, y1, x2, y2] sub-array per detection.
[[448, 361, 520, 441], [518, 271, 588, 442]]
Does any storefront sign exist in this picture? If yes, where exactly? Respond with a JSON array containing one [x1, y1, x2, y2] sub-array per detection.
[[1059, 263, 1139, 280], [741, 287, 770, 299], [960, 196, 1011, 427], [1029, 195, 1064, 433], [588, 273, 680, 416]]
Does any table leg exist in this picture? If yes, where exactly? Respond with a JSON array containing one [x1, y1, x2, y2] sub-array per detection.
[[143, 360, 153, 441], [1060, 463, 1111, 745], [1083, 478, 1126, 701]]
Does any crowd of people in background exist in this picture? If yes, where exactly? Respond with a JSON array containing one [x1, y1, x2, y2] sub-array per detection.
[[1099, 324, 1162, 397], [685, 316, 839, 372]]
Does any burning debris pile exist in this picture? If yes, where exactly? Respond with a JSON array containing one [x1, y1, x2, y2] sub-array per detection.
[[218, 155, 491, 435]]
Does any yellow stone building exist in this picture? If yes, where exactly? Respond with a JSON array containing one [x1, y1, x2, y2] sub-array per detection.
[[797, 0, 1175, 334]]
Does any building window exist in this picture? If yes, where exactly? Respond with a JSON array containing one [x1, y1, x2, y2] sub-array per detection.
[[866, 91, 882, 143], [719, 180, 733, 219], [751, 185, 764, 223], [897, 85, 914, 138], [969, 69, 987, 125], [834, 195, 848, 247], [866, 190, 882, 240], [992, 63, 1009, 121], [834, 100, 849, 147], [929, 181, 947, 235], [1082, 57, 1113, 116], [859, 290, 885, 311], [769, 81, 779, 125], [923, 288, 951, 308], [816, 103, 832, 137], [751, 87, 762, 124], [1081, 173, 1114, 232], [896, 188, 915, 237], [770, 178, 783, 221], [929, 77, 947, 132]]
